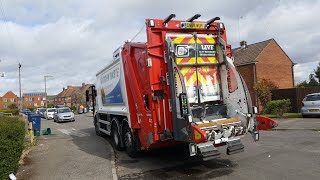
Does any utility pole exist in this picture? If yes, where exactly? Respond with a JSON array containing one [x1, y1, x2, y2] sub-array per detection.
[[44, 75, 53, 108], [44, 75, 52, 120], [19, 63, 22, 111]]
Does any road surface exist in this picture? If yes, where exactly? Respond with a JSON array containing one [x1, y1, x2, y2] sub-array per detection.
[[17, 114, 114, 180], [17, 115, 320, 180]]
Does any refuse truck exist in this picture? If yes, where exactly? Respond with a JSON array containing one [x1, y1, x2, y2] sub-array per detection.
[[86, 14, 274, 160]]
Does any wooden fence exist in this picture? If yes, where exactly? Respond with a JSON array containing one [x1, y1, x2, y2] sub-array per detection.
[[271, 87, 320, 113]]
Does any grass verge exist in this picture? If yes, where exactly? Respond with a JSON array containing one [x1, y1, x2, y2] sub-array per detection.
[[0, 116, 26, 179]]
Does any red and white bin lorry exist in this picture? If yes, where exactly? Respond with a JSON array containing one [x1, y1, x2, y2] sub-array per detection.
[[86, 14, 271, 160]]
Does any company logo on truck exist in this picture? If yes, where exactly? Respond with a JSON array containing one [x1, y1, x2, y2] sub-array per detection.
[[100, 63, 123, 105]]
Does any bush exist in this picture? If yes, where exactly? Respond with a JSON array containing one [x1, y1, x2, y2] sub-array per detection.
[[29, 107, 37, 112], [265, 99, 291, 117], [254, 78, 278, 109], [0, 109, 19, 115], [0, 117, 26, 179]]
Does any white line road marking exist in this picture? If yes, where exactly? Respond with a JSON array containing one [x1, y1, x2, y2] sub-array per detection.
[[58, 128, 90, 137]]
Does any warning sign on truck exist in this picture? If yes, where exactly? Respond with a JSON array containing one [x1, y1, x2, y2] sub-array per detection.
[[198, 44, 216, 57]]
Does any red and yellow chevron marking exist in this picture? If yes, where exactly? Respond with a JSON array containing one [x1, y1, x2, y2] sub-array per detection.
[[170, 36, 218, 65], [171, 35, 219, 87], [178, 67, 197, 87], [197, 36, 218, 64], [178, 66, 220, 87], [197, 66, 219, 86]]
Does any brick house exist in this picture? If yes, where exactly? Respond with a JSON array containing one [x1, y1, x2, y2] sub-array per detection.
[[54, 83, 91, 107], [0, 91, 18, 109], [22, 92, 46, 108], [232, 39, 294, 109]]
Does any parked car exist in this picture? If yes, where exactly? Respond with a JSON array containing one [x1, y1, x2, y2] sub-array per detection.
[[301, 93, 320, 117], [21, 109, 32, 115], [44, 108, 56, 119], [53, 107, 75, 123]]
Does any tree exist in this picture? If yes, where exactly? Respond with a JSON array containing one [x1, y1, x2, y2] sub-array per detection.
[[296, 80, 308, 88], [7, 103, 17, 109], [253, 78, 278, 110], [314, 62, 320, 83], [308, 74, 319, 86]]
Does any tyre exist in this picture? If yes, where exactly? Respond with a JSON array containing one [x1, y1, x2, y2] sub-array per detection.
[[111, 119, 123, 151], [94, 117, 102, 136], [123, 123, 138, 158]]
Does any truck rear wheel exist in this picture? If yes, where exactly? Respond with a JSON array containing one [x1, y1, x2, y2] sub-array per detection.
[[94, 117, 101, 136], [123, 123, 138, 158], [112, 120, 123, 150]]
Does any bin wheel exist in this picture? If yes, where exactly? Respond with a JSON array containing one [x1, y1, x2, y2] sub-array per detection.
[[111, 119, 123, 151], [123, 123, 138, 158]]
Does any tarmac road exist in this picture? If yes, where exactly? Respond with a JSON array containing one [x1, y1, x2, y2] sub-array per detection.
[[17, 116, 320, 180], [116, 118, 320, 180]]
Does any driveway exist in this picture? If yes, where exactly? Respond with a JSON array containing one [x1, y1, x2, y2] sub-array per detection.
[[17, 114, 115, 180]]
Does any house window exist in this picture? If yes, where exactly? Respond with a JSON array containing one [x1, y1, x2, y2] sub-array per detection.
[[3, 98, 7, 102], [11, 98, 16, 102], [34, 103, 38, 107], [38, 97, 40, 101], [29, 97, 32, 101], [4, 104, 7, 108]]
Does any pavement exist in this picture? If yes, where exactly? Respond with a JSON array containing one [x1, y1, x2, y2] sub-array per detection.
[[16, 114, 114, 180], [16, 115, 320, 180]]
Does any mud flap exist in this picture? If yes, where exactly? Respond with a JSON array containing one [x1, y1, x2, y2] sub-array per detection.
[[227, 140, 244, 155]]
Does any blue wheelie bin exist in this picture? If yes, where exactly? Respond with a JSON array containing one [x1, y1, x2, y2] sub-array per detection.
[[28, 114, 41, 136]]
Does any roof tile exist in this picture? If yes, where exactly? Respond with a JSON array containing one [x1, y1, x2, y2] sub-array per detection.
[[232, 39, 273, 66]]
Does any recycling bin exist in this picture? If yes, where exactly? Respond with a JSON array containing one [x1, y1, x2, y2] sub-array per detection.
[[28, 114, 41, 136]]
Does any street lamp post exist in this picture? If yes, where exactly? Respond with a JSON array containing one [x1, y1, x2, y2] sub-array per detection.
[[19, 63, 22, 111], [44, 75, 53, 119]]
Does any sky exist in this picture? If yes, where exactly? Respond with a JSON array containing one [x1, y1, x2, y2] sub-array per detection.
[[0, 0, 319, 96]]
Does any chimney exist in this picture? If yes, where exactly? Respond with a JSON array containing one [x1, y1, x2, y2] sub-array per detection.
[[82, 83, 85, 87], [63, 87, 65, 91], [240, 40, 248, 48]]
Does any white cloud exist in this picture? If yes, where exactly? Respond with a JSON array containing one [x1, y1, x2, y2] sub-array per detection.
[[0, 0, 319, 96]]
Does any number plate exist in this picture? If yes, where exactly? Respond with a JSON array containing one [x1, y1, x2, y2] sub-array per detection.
[[309, 109, 320, 112], [181, 22, 205, 29]]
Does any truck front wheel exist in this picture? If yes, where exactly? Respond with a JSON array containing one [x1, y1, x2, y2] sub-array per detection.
[[123, 123, 138, 158]]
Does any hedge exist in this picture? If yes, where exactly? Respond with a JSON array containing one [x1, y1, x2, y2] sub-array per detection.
[[265, 99, 291, 117], [0, 117, 26, 179], [0, 109, 19, 116]]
